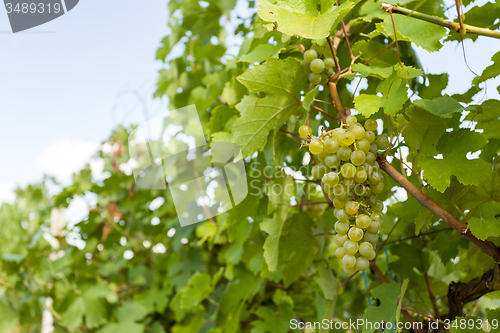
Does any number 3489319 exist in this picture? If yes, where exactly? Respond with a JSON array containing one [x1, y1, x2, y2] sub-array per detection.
[[5, 3, 62, 14]]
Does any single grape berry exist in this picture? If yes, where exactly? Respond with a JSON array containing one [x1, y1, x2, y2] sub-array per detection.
[[345, 201, 359, 215], [343, 265, 357, 275], [356, 214, 371, 229], [310, 58, 325, 73], [309, 139, 323, 155], [359, 242, 374, 257], [334, 208, 349, 221], [372, 200, 384, 212], [335, 247, 347, 259], [364, 119, 378, 131], [367, 221, 380, 233], [350, 125, 366, 140], [312, 164, 328, 179], [341, 163, 356, 178], [371, 212, 383, 223], [333, 198, 346, 209], [356, 257, 370, 271], [339, 131, 356, 146], [365, 152, 376, 165], [365, 131, 376, 143], [354, 169, 368, 183], [322, 172, 339, 187], [326, 68, 334, 77], [334, 234, 348, 247], [299, 125, 312, 138], [351, 150, 366, 166], [348, 227, 364, 242], [342, 254, 357, 268], [364, 232, 378, 244], [324, 57, 335, 69], [371, 181, 384, 194], [343, 240, 359, 256], [324, 137, 340, 154], [375, 134, 390, 150], [335, 221, 350, 235], [337, 146, 352, 161], [325, 154, 340, 168], [369, 143, 379, 155], [331, 128, 344, 139], [304, 49, 318, 63], [346, 115, 357, 125], [309, 72, 321, 85]]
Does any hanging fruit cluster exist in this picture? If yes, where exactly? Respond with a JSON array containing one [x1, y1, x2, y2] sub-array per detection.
[[302, 48, 335, 86], [299, 115, 391, 274]]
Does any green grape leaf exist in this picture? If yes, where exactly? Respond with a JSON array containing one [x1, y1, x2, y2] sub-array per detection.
[[417, 73, 449, 99], [212, 132, 234, 142], [359, 0, 388, 22], [221, 77, 248, 107], [413, 95, 465, 118], [279, 213, 316, 287], [180, 273, 212, 308], [258, 0, 354, 39], [419, 131, 491, 192], [97, 323, 144, 333], [314, 262, 338, 301], [238, 44, 285, 63], [207, 105, 239, 135], [354, 66, 420, 116], [302, 86, 318, 111], [261, 174, 294, 271], [468, 100, 500, 140], [404, 105, 458, 157], [362, 281, 403, 333], [480, 50, 500, 81], [0, 301, 19, 333], [468, 201, 500, 241], [234, 57, 306, 157], [378, 14, 448, 52]]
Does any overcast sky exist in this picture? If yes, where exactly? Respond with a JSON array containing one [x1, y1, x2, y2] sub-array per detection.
[[0, 0, 499, 204]]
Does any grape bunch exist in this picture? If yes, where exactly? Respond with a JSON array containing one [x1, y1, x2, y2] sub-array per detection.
[[303, 48, 335, 86], [299, 115, 390, 275]]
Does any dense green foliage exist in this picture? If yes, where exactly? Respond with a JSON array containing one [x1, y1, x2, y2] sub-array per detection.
[[2, 0, 500, 332]]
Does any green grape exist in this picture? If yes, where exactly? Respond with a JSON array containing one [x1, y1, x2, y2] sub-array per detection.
[[356, 139, 371, 153], [356, 257, 370, 271], [312, 164, 328, 179], [343, 265, 357, 275], [362, 186, 372, 197], [304, 49, 318, 63], [324, 138, 340, 153], [372, 200, 384, 212], [309, 72, 321, 85], [348, 227, 364, 242], [359, 242, 374, 257], [353, 184, 365, 197], [343, 241, 359, 256], [302, 60, 310, 70], [335, 221, 349, 235], [326, 68, 334, 77], [365, 152, 376, 165], [368, 172, 383, 184], [364, 250, 376, 260], [334, 234, 348, 247], [346, 115, 357, 125], [364, 232, 378, 244], [324, 57, 335, 69], [335, 247, 347, 259], [333, 184, 348, 200], [333, 198, 346, 209], [331, 128, 345, 139], [343, 178, 355, 190], [356, 214, 371, 229], [345, 201, 359, 215], [369, 143, 379, 155], [299, 125, 312, 138], [337, 146, 352, 161], [325, 154, 340, 168], [367, 221, 380, 233], [309, 139, 323, 155], [354, 169, 368, 183], [339, 131, 356, 146], [323, 172, 339, 186], [371, 212, 383, 223], [365, 131, 376, 143], [375, 134, 390, 150], [310, 58, 325, 73], [350, 125, 366, 140], [318, 150, 327, 164], [371, 181, 384, 194], [364, 119, 378, 131], [494, 163, 500, 174], [351, 150, 366, 166], [341, 163, 356, 178], [334, 208, 349, 221], [320, 74, 328, 85], [366, 194, 377, 205]]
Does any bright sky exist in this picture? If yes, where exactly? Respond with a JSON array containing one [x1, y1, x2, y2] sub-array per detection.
[[0, 0, 499, 204]]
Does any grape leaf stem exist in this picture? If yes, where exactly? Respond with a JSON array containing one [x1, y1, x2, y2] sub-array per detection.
[[381, 3, 500, 40], [378, 155, 500, 262]]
